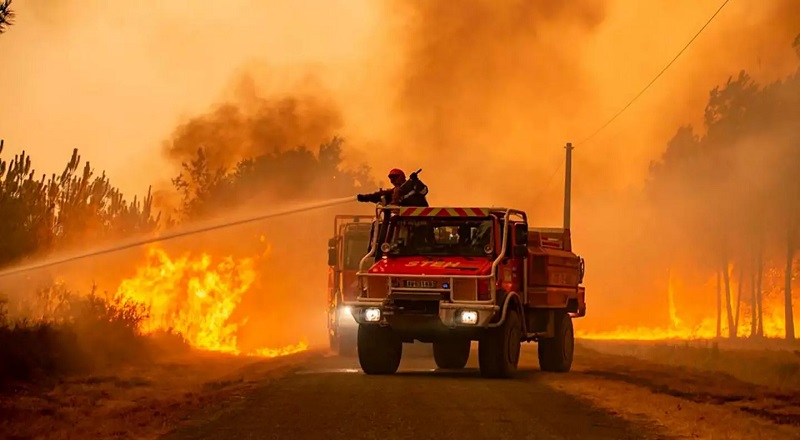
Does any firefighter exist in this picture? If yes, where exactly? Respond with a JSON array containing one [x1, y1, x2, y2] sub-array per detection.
[[356, 168, 429, 207]]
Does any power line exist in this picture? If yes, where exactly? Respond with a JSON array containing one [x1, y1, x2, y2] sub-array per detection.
[[533, 0, 731, 203], [531, 157, 563, 204], [576, 0, 731, 148]]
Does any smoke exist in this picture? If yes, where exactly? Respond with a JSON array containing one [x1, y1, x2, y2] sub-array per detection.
[[360, 0, 606, 214], [367, 0, 800, 332], [0, 0, 376, 198], [164, 71, 344, 172], [3, 0, 800, 338]]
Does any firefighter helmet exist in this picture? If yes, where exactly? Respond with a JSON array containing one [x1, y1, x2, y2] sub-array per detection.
[[388, 168, 405, 181]]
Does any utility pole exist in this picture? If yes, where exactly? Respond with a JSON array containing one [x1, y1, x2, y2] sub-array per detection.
[[563, 142, 573, 230]]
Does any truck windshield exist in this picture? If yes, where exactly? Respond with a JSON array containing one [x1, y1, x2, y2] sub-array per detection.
[[343, 233, 371, 270], [386, 217, 493, 257]]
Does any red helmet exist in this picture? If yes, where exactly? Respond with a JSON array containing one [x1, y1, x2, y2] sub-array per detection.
[[387, 168, 405, 181]]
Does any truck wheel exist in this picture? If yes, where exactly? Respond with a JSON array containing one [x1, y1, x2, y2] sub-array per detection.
[[357, 325, 402, 375], [478, 307, 522, 378], [433, 338, 470, 369], [537, 311, 574, 372]]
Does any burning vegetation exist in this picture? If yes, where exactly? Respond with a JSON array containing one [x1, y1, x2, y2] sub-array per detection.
[[0, 128, 374, 385], [114, 245, 307, 357], [579, 38, 800, 341], [1, 2, 800, 394]]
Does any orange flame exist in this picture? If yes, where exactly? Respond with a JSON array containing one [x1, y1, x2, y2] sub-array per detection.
[[115, 246, 307, 357], [577, 267, 797, 341]]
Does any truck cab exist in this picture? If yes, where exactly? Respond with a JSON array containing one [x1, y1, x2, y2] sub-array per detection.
[[327, 215, 374, 355], [345, 205, 586, 378]]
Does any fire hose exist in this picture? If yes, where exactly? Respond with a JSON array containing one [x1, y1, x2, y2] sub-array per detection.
[[0, 195, 357, 279]]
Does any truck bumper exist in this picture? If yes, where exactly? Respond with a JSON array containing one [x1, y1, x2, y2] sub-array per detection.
[[344, 300, 500, 329]]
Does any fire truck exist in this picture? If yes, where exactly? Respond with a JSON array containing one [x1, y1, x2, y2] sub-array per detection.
[[345, 144, 586, 378], [326, 215, 374, 355]]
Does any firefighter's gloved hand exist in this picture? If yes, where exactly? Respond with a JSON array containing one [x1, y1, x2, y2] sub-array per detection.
[[356, 194, 367, 202], [410, 172, 419, 181]]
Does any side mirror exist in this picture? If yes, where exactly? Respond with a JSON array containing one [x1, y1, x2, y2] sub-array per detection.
[[327, 238, 337, 267], [513, 223, 528, 246], [513, 244, 527, 258]]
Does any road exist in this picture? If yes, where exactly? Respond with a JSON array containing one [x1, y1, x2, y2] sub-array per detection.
[[162, 345, 669, 440]]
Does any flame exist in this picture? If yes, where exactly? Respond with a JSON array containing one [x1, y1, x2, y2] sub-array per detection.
[[577, 266, 798, 341], [667, 270, 683, 329], [115, 246, 307, 357]]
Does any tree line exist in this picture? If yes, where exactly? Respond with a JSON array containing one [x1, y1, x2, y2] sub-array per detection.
[[646, 35, 800, 340], [0, 136, 373, 269], [170, 136, 374, 223], [0, 141, 159, 268]]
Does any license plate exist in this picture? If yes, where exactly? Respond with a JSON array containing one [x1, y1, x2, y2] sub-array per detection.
[[404, 280, 437, 288]]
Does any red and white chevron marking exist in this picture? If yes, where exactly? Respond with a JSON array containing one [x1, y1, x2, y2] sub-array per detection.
[[398, 207, 491, 217]]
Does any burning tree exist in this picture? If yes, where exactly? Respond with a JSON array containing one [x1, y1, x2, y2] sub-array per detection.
[[647, 37, 800, 340], [0, 140, 168, 383]]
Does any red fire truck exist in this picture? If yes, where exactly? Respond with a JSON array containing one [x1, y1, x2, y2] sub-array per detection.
[[326, 215, 374, 355], [345, 144, 586, 378]]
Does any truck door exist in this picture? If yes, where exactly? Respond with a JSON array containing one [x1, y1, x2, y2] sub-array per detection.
[[499, 222, 526, 294]]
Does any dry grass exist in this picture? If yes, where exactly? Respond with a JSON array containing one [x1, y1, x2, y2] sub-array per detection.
[[578, 339, 800, 392], [0, 284, 190, 387], [527, 343, 800, 439], [0, 350, 319, 440], [0, 283, 319, 439], [553, 340, 800, 436]]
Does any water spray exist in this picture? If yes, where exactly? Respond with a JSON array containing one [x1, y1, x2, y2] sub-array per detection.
[[0, 195, 357, 279]]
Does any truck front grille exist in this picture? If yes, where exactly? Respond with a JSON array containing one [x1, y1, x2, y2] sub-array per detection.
[[389, 299, 440, 316]]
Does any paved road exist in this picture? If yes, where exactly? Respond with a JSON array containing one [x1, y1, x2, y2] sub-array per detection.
[[163, 345, 670, 440]]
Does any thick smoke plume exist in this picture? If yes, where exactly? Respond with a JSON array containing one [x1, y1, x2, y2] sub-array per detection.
[[164, 73, 344, 172], [371, 0, 607, 213], [372, 0, 800, 333]]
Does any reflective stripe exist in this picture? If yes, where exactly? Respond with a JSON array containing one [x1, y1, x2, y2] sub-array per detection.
[[398, 207, 491, 217]]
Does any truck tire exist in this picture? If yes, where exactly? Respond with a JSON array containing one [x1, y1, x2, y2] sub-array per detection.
[[478, 307, 522, 378], [433, 338, 470, 369], [357, 325, 402, 375], [537, 311, 574, 372]]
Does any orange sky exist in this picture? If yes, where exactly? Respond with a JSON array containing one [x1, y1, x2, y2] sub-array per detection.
[[1, 1, 796, 205]]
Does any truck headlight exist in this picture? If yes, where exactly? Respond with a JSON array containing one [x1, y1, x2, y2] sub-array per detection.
[[340, 305, 352, 317], [458, 310, 478, 325], [364, 307, 381, 322]]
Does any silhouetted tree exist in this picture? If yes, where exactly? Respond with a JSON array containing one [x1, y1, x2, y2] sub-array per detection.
[[647, 38, 800, 340], [172, 137, 375, 223], [0, 141, 160, 268], [0, 0, 14, 34]]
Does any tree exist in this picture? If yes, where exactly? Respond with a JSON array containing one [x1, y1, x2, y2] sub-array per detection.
[[0, 140, 160, 269], [0, 141, 53, 267], [646, 38, 800, 340], [171, 137, 375, 223], [0, 0, 14, 34]]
